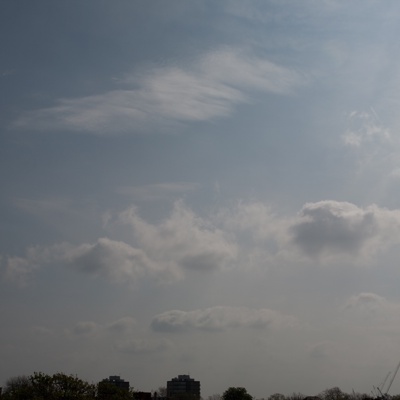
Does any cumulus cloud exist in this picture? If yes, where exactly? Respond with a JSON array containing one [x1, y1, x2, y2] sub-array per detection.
[[1, 200, 237, 285], [4, 199, 400, 286], [107, 317, 136, 333], [12, 48, 304, 135], [1, 201, 237, 285], [65, 238, 157, 283], [119, 200, 237, 275], [1, 242, 72, 285], [151, 306, 296, 332], [290, 200, 400, 260]]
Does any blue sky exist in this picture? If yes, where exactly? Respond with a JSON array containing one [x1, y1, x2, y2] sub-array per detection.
[[3, 1, 400, 398]]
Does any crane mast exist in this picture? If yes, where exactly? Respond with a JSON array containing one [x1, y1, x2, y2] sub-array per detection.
[[381, 372, 392, 393], [386, 361, 400, 396]]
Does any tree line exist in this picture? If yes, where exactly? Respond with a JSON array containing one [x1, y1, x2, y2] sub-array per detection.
[[209, 386, 400, 400], [2, 373, 400, 400], [1, 372, 134, 399]]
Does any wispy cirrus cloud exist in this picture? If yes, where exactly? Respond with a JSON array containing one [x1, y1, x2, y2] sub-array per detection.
[[117, 182, 199, 201], [12, 48, 305, 135]]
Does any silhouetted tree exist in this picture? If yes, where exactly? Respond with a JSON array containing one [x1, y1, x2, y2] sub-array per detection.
[[222, 387, 253, 400], [97, 381, 134, 400], [268, 394, 286, 400], [287, 393, 304, 400], [320, 387, 349, 400], [2, 372, 95, 400], [2, 375, 32, 400], [156, 387, 168, 398], [208, 394, 222, 400]]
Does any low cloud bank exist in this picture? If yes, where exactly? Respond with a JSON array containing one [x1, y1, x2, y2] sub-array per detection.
[[3, 200, 400, 285], [151, 306, 297, 332]]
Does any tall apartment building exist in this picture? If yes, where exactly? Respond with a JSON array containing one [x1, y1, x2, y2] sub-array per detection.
[[167, 375, 200, 399]]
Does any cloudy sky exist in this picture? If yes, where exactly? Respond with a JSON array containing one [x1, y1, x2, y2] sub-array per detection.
[[3, 1, 400, 398]]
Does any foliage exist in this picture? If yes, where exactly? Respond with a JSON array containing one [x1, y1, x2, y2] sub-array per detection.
[[2, 375, 32, 400], [169, 393, 200, 400], [207, 394, 222, 400], [30, 371, 95, 399], [156, 387, 168, 398], [286, 393, 304, 400], [320, 387, 350, 400], [2, 372, 134, 400], [268, 394, 286, 400], [222, 387, 253, 400], [97, 380, 134, 400]]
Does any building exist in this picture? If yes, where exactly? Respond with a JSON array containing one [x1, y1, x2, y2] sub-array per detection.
[[167, 375, 200, 399], [99, 375, 129, 399]]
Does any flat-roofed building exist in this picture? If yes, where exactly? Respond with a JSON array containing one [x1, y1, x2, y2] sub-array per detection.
[[167, 375, 200, 400]]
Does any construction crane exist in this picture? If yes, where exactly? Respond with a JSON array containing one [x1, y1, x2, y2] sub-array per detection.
[[380, 372, 392, 394], [385, 361, 400, 396]]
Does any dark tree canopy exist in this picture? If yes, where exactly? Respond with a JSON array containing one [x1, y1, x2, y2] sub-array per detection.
[[222, 387, 253, 400], [1, 372, 133, 400]]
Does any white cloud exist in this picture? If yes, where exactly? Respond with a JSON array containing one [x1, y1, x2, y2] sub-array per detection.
[[151, 306, 297, 332], [119, 200, 237, 276], [12, 48, 304, 135], [343, 109, 391, 148]]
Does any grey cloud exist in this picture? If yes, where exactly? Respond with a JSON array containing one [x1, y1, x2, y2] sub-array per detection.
[[72, 321, 99, 336], [107, 317, 136, 333], [179, 252, 228, 271], [114, 338, 170, 354], [291, 201, 380, 258], [308, 341, 334, 359], [31, 326, 54, 336], [151, 306, 296, 333], [1, 243, 72, 285], [345, 292, 387, 312], [6, 200, 400, 287], [343, 292, 400, 327], [66, 238, 156, 283]]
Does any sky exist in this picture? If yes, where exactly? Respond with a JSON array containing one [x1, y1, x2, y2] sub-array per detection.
[[3, 0, 400, 398]]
